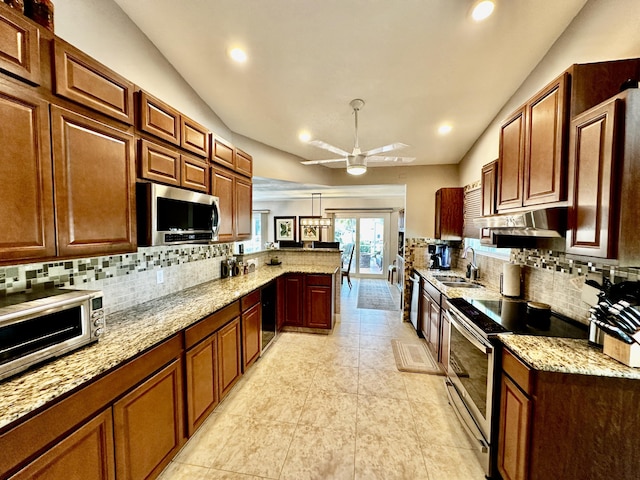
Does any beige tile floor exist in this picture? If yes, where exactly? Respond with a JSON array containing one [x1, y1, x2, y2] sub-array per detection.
[[159, 278, 485, 480]]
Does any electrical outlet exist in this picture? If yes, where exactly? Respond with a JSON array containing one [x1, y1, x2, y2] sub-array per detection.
[[156, 269, 164, 284]]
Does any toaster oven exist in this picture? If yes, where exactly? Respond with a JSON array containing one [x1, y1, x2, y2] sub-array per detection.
[[0, 289, 104, 381]]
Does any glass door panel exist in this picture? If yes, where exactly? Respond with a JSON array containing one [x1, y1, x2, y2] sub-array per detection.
[[359, 217, 384, 275], [334, 213, 389, 278]]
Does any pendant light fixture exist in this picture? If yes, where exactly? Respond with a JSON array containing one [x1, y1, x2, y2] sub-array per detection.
[[299, 193, 332, 227]]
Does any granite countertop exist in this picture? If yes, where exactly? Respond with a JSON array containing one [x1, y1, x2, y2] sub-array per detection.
[[0, 264, 338, 431], [499, 335, 640, 380]]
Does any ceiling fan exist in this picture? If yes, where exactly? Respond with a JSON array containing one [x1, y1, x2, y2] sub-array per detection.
[[300, 99, 415, 175]]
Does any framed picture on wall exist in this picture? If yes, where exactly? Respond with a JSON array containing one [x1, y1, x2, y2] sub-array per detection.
[[299, 217, 321, 242], [274, 216, 296, 242]]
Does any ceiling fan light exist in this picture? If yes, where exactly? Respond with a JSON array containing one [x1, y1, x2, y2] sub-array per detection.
[[347, 154, 367, 176]]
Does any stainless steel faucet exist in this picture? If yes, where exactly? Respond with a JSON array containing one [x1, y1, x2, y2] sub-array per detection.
[[462, 246, 480, 280]]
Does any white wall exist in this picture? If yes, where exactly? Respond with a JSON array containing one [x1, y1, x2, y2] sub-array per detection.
[[460, 0, 640, 185], [54, 0, 232, 139]]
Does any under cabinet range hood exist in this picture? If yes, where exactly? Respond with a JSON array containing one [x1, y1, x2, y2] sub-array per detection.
[[474, 207, 567, 238]]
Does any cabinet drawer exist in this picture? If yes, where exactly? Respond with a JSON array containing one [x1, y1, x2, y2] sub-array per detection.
[[502, 348, 533, 395], [181, 116, 209, 157], [184, 301, 240, 349], [138, 138, 180, 186], [212, 137, 235, 170], [235, 148, 252, 177], [306, 274, 332, 286], [0, 7, 41, 84], [138, 90, 180, 145], [53, 40, 134, 124], [241, 289, 261, 311], [181, 154, 209, 193], [423, 279, 441, 305]]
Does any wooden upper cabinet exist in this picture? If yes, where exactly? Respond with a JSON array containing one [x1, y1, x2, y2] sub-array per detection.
[[497, 108, 526, 211], [235, 148, 253, 178], [566, 98, 620, 258], [0, 85, 55, 263], [482, 160, 498, 217], [212, 137, 235, 170], [181, 153, 209, 193], [138, 138, 180, 187], [0, 5, 41, 85], [181, 116, 210, 158], [235, 175, 252, 239], [138, 90, 180, 145], [51, 105, 137, 257], [53, 40, 134, 125], [434, 187, 463, 240], [523, 73, 568, 207], [211, 167, 235, 242]]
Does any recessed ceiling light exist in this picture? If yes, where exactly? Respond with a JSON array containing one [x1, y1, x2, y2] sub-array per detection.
[[299, 132, 311, 142], [471, 0, 495, 22], [438, 124, 453, 135], [229, 47, 247, 63]]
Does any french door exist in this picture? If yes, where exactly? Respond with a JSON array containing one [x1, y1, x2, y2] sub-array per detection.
[[334, 213, 390, 278]]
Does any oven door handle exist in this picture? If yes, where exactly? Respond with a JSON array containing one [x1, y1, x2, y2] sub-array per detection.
[[446, 309, 491, 354]]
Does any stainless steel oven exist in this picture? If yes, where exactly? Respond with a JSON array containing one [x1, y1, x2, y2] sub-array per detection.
[[0, 289, 104, 381], [444, 305, 495, 477]]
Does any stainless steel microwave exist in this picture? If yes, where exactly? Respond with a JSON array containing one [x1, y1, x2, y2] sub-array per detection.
[[0, 289, 104, 381], [136, 183, 221, 246]]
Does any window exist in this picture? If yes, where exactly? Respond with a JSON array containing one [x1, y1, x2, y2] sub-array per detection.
[[464, 237, 510, 259], [238, 212, 267, 253]]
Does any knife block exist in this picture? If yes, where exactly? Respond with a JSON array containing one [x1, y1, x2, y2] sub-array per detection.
[[603, 335, 640, 367]]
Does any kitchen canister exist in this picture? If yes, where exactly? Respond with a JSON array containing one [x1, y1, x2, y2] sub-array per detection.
[[501, 263, 521, 298]]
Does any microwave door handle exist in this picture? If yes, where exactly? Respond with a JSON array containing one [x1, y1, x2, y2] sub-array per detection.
[[446, 310, 490, 354]]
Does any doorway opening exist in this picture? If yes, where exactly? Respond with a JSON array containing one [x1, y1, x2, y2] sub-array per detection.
[[334, 213, 390, 278]]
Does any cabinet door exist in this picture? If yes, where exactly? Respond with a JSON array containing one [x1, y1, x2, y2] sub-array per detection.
[[435, 188, 463, 240], [212, 137, 235, 170], [420, 289, 430, 339], [53, 40, 135, 125], [235, 175, 252, 239], [235, 148, 253, 177], [185, 335, 218, 437], [0, 6, 41, 84], [481, 160, 498, 244], [51, 105, 137, 257], [180, 116, 209, 158], [10, 409, 115, 480], [211, 167, 235, 242], [305, 285, 332, 329], [440, 305, 450, 374], [428, 302, 441, 360], [242, 302, 261, 369], [138, 91, 180, 145], [566, 99, 620, 258], [217, 318, 242, 400], [498, 375, 531, 480], [523, 74, 568, 207], [113, 359, 184, 480], [138, 138, 180, 186], [0, 86, 55, 262], [498, 108, 526, 211], [181, 154, 209, 193], [283, 275, 304, 327]]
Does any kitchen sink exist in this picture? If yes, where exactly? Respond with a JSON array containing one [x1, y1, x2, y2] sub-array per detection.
[[441, 281, 484, 289], [432, 275, 467, 283]]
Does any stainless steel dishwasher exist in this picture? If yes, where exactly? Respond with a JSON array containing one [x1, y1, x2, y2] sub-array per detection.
[[409, 272, 421, 335]]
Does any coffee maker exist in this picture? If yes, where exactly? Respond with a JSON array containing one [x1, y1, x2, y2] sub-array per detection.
[[428, 244, 451, 270]]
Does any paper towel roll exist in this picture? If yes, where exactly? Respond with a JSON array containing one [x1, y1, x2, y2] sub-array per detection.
[[502, 263, 521, 297]]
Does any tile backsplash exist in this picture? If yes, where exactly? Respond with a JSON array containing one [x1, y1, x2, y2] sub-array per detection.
[[0, 246, 341, 316]]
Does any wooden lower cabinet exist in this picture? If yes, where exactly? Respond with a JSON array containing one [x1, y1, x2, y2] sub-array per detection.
[[280, 274, 334, 330], [113, 359, 184, 480], [10, 409, 115, 480], [498, 374, 531, 480], [185, 334, 218, 437], [217, 317, 242, 400], [241, 291, 262, 370]]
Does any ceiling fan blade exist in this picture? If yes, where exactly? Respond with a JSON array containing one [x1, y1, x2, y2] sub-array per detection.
[[300, 158, 345, 165], [308, 140, 350, 157], [366, 156, 416, 164], [363, 142, 409, 156]]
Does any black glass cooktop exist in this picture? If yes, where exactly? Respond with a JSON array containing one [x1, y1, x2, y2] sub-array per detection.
[[448, 297, 589, 339]]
